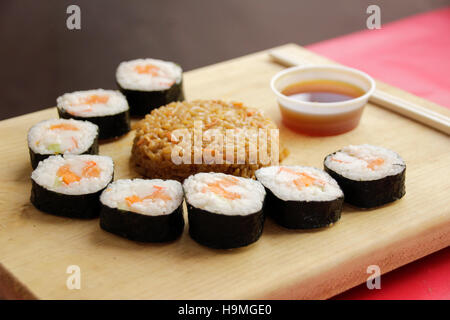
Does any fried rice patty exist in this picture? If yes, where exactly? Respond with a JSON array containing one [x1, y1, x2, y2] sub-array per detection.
[[131, 100, 288, 181]]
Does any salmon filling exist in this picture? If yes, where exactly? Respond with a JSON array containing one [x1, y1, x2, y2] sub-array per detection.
[[56, 165, 81, 185], [50, 123, 79, 131], [134, 64, 160, 76], [366, 158, 385, 170], [56, 161, 101, 185], [80, 94, 109, 105], [278, 167, 325, 190], [124, 185, 172, 207], [331, 155, 385, 170], [82, 161, 101, 178], [202, 177, 241, 200], [67, 95, 110, 112]]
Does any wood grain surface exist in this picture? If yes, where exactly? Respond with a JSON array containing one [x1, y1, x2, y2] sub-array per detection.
[[0, 44, 449, 299]]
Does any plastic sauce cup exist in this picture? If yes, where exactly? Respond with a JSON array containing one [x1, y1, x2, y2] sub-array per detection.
[[271, 65, 376, 136]]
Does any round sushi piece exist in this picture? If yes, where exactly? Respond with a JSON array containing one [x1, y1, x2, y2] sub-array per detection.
[[255, 166, 344, 229], [116, 58, 184, 116], [324, 144, 406, 208], [57, 89, 130, 140], [183, 172, 266, 249], [99, 179, 184, 242], [31, 155, 114, 219], [27, 119, 99, 169]]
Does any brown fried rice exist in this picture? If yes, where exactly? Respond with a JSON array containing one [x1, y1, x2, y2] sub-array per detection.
[[132, 100, 288, 181]]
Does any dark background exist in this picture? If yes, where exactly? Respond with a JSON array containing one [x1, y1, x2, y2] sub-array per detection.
[[1, 0, 447, 120]]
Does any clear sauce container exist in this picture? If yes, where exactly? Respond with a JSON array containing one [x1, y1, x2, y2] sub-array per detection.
[[271, 65, 376, 136]]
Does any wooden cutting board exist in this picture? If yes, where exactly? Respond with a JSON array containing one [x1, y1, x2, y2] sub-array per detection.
[[0, 44, 449, 300]]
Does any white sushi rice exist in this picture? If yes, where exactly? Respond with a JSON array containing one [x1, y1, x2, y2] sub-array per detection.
[[28, 119, 98, 155], [183, 173, 265, 216], [255, 166, 343, 202], [116, 58, 182, 91], [324, 144, 405, 181], [57, 89, 129, 117], [31, 155, 114, 195], [100, 179, 183, 216]]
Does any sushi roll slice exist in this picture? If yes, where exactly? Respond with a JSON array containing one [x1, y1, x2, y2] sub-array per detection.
[[99, 179, 184, 242], [324, 144, 406, 208], [31, 155, 114, 219], [116, 58, 184, 116], [183, 173, 266, 249], [27, 119, 99, 169], [57, 89, 130, 140], [255, 166, 344, 229]]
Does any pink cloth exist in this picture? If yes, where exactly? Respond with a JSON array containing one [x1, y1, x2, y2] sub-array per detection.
[[307, 7, 450, 108], [334, 248, 450, 300], [306, 7, 450, 300]]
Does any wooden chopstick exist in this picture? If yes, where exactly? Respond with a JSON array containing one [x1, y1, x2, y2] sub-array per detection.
[[269, 50, 450, 135]]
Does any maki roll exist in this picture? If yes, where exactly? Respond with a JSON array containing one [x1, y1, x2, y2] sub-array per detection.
[[57, 89, 130, 140], [255, 166, 344, 229], [324, 144, 406, 208], [27, 119, 99, 169], [31, 155, 114, 219], [99, 179, 184, 242], [116, 58, 184, 116], [183, 173, 266, 249]]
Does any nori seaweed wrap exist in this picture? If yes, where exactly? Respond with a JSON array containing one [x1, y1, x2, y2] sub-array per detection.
[[31, 180, 107, 219], [264, 188, 343, 229], [57, 109, 130, 140], [255, 166, 344, 229], [100, 204, 184, 242], [183, 173, 266, 249], [117, 80, 184, 117], [99, 179, 185, 242], [30, 155, 114, 219], [324, 144, 406, 208], [186, 204, 264, 249]]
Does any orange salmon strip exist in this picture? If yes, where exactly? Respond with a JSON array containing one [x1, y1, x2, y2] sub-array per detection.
[[293, 173, 319, 190], [83, 94, 109, 105], [333, 155, 384, 170], [71, 95, 109, 107], [278, 167, 324, 190], [202, 177, 241, 200], [349, 155, 385, 170], [125, 186, 172, 206], [50, 123, 79, 131], [367, 158, 385, 170], [278, 167, 317, 181], [57, 165, 81, 185], [125, 195, 142, 206], [134, 64, 159, 75], [331, 158, 350, 164], [144, 188, 172, 201], [82, 161, 101, 178], [69, 137, 79, 152]]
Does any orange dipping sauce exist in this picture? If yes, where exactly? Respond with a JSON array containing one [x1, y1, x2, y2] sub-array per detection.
[[279, 80, 367, 136]]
